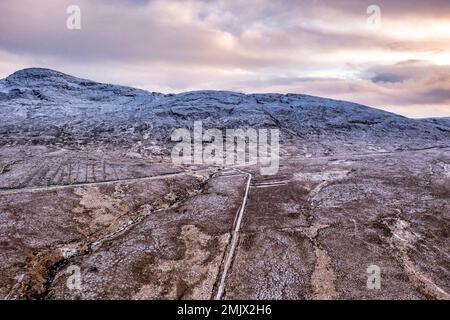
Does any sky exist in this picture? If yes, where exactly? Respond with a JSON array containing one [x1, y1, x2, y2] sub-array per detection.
[[0, 0, 449, 118]]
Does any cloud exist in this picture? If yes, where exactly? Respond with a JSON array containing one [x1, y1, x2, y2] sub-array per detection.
[[371, 73, 406, 83]]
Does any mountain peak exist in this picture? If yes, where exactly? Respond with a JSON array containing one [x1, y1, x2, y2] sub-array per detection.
[[3, 68, 92, 88], [7, 67, 69, 79]]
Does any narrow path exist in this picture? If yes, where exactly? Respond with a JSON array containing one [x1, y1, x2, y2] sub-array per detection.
[[215, 168, 252, 300], [287, 145, 450, 162], [0, 171, 191, 195], [251, 180, 289, 188]]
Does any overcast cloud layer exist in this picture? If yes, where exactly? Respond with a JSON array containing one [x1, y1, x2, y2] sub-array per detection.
[[0, 0, 449, 117]]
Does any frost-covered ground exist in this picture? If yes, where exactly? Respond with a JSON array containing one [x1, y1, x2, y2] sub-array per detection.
[[0, 68, 449, 300]]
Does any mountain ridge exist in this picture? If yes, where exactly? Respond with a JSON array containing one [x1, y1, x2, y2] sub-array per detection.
[[0, 67, 421, 119], [0, 68, 449, 153]]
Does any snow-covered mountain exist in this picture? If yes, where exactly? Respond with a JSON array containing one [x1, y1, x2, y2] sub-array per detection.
[[0, 68, 449, 151], [421, 117, 450, 130]]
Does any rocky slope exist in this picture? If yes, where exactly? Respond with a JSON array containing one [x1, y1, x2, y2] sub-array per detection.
[[0, 68, 449, 152]]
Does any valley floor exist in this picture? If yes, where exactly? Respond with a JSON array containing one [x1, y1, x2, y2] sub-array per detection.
[[0, 143, 449, 299]]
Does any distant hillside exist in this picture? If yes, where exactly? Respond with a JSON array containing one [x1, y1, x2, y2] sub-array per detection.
[[0, 68, 449, 151]]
